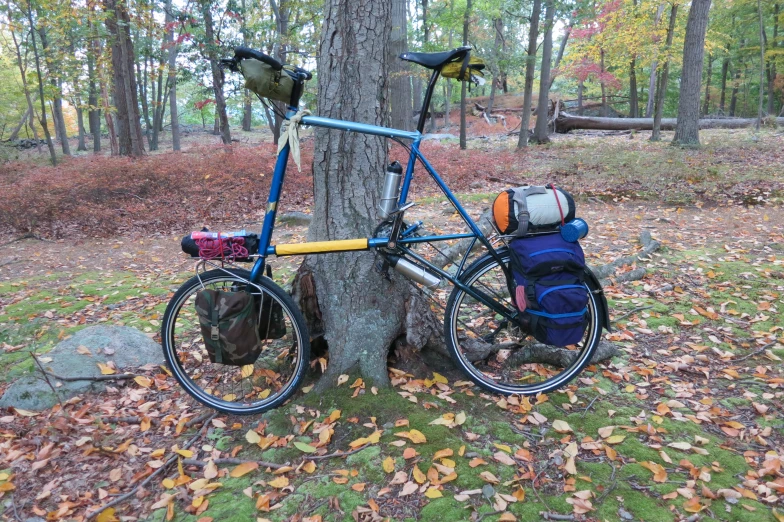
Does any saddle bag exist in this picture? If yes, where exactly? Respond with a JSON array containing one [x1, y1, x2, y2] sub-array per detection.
[[492, 185, 576, 237], [509, 233, 589, 347], [239, 58, 295, 104]]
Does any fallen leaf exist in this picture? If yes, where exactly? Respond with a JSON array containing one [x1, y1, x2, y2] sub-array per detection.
[[399, 481, 418, 497], [293, 442, 317, 453], [383, 456, 395, 473], [268, 476, 289, 488], [553, 420, 573, 433], [246, 430, 261, 444], [97, 363, 116, 375], [230, 462, 258, 478], [425, 487, 443, 499], [479, 471, 500, 484]]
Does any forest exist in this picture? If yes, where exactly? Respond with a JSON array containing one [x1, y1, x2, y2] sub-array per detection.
[[1, 0, 784, 521], [0, 0, 782, 159]]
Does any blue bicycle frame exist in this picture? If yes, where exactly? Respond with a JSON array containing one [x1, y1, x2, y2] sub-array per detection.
[[247, 74, 518, 322]]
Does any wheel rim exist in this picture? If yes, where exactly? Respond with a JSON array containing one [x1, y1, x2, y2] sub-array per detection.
[[165, 275, 305, 412], [448, 255, 600, 395]]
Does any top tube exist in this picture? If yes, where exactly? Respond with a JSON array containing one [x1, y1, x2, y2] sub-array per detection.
[[297, 114, 421, 141]]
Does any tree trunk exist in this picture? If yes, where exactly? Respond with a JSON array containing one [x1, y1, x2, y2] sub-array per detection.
[[8, 107, 30, 142], [443, 0, 454, 127], [645, 3, 666, 118], [767, 4, 779, 116], [719, 51, 730, 114], [703, 54, 712, 115], [165, 0, 181, 151], [25, 2, 57, 166], [299, 0, 411, 390], [105, 0, 145, 157], [487, 17, 504, 115], [201, 0, 231, 145], [39, 28, 71, 156], [76, 100, 87, 151], [240, 0, 252, 132], [554, 113, 784, 133], [629, 59, 639, 117], [389, 0, 412, 131], [578, 81, 584, 115], [138, 55, 152, 148], [517, 0, 541, 149], [549, 23, 571, 90], [459, 0, 471, 149], [8, 24, 41, 148], [651, 3, 678, 142], [270, 0, 290, 144], [532, 0, 554, 144], [600, 49, 608, 117], [673, 0, 712, 146], [729, 69, 740, 117], [87, 4, 102, 153], [757, 0, 766, 129]]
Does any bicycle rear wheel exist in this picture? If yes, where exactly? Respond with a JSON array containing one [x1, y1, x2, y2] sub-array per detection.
[[161, 268, 310, 415], [444, 251, 603, 396]]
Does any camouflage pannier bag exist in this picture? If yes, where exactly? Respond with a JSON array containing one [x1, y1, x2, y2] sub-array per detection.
[[195, 289, 262, 366]]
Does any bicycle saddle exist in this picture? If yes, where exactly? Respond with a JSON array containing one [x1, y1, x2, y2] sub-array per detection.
[[399, 46, 471, 70]]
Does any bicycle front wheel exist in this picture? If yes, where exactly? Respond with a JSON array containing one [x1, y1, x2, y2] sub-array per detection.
[[444, 252, 602, 396], [161, 268, 310, 415]]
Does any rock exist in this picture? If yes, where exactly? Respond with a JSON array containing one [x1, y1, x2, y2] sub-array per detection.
[[422, 133, 458, 141], [0, 325, 164, 411], [277, 211, 313, 226]]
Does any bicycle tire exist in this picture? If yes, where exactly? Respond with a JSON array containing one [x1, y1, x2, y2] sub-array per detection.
[[444, 250, 603, 396], [161, 268, 310, 415]]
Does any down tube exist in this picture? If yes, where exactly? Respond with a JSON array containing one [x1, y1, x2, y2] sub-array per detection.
[[250, 143, 291, 283]]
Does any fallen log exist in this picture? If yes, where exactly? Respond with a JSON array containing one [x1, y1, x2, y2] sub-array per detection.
[[554, 112, 784, 133]]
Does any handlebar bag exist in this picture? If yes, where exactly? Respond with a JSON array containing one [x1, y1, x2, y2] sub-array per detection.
[[195, 289, 262, 366], [441, 55, 486, 81], [240, 58, 295, 104]]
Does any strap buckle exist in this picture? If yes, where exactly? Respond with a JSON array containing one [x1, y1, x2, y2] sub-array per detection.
[[211, 325, 220, 341]]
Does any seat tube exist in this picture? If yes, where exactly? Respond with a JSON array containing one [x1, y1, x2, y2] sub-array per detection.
[[250, 143, 290, 283]]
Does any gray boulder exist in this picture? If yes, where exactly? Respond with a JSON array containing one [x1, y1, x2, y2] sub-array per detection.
[[0, 325, 164, 411]]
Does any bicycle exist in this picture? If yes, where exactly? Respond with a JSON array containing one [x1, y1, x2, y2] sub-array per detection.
[[161, 45, 610, 415]]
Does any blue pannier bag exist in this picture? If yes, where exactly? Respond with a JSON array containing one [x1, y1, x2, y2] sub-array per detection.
[[509, 233, 589, 347]]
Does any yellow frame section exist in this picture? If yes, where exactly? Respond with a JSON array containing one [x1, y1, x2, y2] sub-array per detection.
[[275, 238, 369, 256]]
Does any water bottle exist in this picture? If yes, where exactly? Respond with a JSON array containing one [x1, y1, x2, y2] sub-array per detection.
[[560, 218, 589, 242], [378, 161, 404, 219]]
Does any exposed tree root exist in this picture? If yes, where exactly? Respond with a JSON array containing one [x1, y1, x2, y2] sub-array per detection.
[[461, 338, 619, 366], [593, 230, 661, 286]]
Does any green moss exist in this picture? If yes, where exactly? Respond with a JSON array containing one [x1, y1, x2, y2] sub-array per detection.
[[420, 497, 471, 522], [346, 446, 384, 484]]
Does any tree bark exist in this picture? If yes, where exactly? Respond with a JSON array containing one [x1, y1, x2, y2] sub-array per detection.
[[105, 0, 145, 156], [651, 3, 678, 142], [673, 0, 712, 146], [165, 0, 181, 151], [389, 0, 412, 131], [702, 54, 712, 115], [532, 0, 554, 144], [459, 0, 471, 149], [719, 43, 730, 114], [629, 58, 639, 118], [757, 0, 766, 129], [487, 17, 504, 115], [24, 0, 57, 166], [767, 4, 779, 116], [201, 0, 231, 145], [240, 0, 252, 132], [270, 0, 290, 144], [517, 0, 542, 149], [729, 69, 740, 117], [39, 29, 71, 156], [549, 22, 571, 90], [645, 3, 666, 118], [8, 23, 41, 148], [76, 98, 87, 151], [87, 1, 101, 152], [299, 0, 412, 390], [554, 113, 783, 133]]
